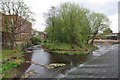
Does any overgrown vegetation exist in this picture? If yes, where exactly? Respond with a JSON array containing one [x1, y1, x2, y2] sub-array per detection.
[[42, 42, 97, 55], [0, 0, 35, 78], [30, 36, 41, 45], [1, 49, 25, 78], [44, 2, 110, 48], [43, 2, 109, 55]]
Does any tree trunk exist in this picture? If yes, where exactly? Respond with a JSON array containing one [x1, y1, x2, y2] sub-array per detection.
[[90, 28, 99, 45], [11, 22, 15, 50], [11, 35, 15, 50], [90, 32, 97, 45], [90, 38, 94, 45]]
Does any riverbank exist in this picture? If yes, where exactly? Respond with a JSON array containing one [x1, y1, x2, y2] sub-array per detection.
[[1, 49, 25, 78], [42, 43, 97, 55]]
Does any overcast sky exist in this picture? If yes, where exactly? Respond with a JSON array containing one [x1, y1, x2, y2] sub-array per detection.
[[25, 0, 119, 33]]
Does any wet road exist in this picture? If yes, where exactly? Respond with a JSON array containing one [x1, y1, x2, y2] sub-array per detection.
[[60, 44, 119, 78]]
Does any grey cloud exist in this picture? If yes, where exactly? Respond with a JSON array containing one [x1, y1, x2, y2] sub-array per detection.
[[79, 2, 118, 16]]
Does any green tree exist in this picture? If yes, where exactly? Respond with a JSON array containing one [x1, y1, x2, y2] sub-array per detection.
[[44, 6, 57, 42], [44, 2, 110, 48], [30, 36, 41, 45], [45, 2, 90, 48], [101, 28, 113, 39], [103, 27, 113, 34], [88, 12, 110, 45]]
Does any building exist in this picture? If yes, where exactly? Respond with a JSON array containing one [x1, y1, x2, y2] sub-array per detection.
[[106, 33, 120, 40], [0, 12, 32, 47], [32, 30, 47, 42], [38, 32, 47, 41]]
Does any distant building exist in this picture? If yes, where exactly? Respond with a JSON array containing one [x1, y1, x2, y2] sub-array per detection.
[[106, 33, 120, 40], [38, 32, 47, 41], [31, 29, 39, 37], [31, 30, 47, 42], [118, 31, 120, 40], [0, 12, 32, 47]]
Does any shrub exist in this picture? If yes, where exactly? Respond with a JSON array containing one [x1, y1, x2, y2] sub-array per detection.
[[21, 41, 32, 49], [30, 36, 41, 45]]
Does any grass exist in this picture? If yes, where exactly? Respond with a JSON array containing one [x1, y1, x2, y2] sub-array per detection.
[[2, 62, 19, 72], [1, 49, 25, 78], [2, 49, 23, 61], [43, 43, 81, 50], [42, 42, 97, 55]]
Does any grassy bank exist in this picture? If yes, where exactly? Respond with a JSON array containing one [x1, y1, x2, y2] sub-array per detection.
[[42, 43, 97, 55], [1, 49, 25, 78]]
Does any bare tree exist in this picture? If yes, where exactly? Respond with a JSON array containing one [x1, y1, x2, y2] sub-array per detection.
[[0, 0, 35, 49]]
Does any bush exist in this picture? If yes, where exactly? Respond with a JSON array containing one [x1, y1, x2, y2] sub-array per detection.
[[2, 62, 19, 72], [30, 36, 41, 45], [21, 41, 32, 49]]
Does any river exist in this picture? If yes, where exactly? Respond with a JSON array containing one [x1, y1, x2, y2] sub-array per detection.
[[14, 44, 114, 78]]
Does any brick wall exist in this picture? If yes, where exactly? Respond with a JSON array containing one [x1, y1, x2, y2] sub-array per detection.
[[1, 12, 32, 46]]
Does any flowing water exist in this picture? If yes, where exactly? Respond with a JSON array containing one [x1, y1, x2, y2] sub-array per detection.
[[14, 44, 114, 78]]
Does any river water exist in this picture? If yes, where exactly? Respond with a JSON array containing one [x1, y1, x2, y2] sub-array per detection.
[[14, 44, 114, 78], [24, 45, 88, 78]]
